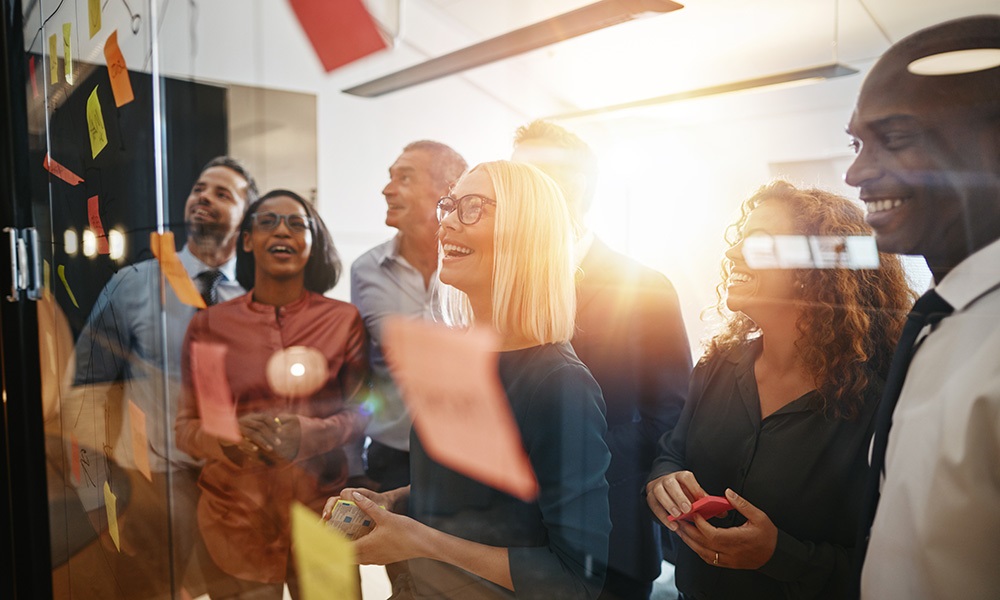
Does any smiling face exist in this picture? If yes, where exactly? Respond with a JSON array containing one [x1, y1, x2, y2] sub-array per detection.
[[724, 200, 800, 319], [438, 168, 496, 305], [382, 149, 445, 237], [184, 166, 250, 244], [242, 195, 313, 285]]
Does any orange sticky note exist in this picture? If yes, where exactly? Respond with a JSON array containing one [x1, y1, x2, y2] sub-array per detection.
[[86, 87, 108, 159], [383, 318, 538, 501], [89, 0, 101, 38], [29, 55, 38, 98], [48, 34, 58, 84], [43, 153, 84, 185], [128, 400, 152, 482], [71, 433, 81, 485], [189, 341, 241, 443], [104, 481, 120, 551], [87, 195, 110, 254], [291, 502, 359, 600], [150, 231, 206, 308], [103, 31, 133, 107], [56, 264, 79, 308], [63, 23, 73, 85]]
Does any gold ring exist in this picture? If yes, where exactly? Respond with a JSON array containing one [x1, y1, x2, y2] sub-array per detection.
[[713, 552, 719, 565], [274, 417, 282, 426]]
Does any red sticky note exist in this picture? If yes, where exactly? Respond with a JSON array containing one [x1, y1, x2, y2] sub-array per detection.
[[71, 433, 81, 485], [43, 153, 84, 186], [127, 400, 152, 482], [383, 318, 538, 501], [150, 232, 206, 308], [288, 0, 387, 72], [189, 341, 241, 443], [87, 195, 110, 255], [103, 31, 134, 107], [29, 56, 39, 98]]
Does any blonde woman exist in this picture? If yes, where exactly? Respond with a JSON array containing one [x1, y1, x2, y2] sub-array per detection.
[[325, 161, 612, 599]]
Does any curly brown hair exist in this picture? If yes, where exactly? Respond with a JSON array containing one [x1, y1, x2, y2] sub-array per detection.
[[704, 180, 915, 419]]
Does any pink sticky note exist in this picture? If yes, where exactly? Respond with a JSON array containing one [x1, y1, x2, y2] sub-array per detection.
[[70, 433, 81, 485], [87, 195, 110, 254], [189, 341, 241, 443], [127, 400, 152, 482], [288, 0, 387, 72], [383, 318, 538, 501], [43, 153, 84, 186]]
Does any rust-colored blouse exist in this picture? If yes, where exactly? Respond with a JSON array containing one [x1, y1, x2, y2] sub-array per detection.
[[176, 291, 369, 583]]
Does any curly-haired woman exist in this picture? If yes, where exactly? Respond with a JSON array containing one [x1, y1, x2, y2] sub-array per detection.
[[645, 181, 914, 599]]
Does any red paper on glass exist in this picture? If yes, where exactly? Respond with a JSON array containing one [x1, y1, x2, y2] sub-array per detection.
[[189, 341, 241, 443], [382, 317, 538, 501], [288, 0, 387, 72], [43, 153, 84, 186], [29, 56, 39, 98], [87, 195, 110, 254]]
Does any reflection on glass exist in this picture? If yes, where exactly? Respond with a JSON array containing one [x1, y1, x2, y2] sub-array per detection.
[[743, 234, 880, 270], [63, 228, 78, 255], [108, 229, 125, 260], [81, 229, 97, 257]]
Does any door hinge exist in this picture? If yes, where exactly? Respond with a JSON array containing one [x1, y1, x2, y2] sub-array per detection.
[[5, 226, 42, 302]]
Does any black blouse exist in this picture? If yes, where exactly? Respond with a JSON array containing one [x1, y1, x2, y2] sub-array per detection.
[[649, 339, 880, 599]]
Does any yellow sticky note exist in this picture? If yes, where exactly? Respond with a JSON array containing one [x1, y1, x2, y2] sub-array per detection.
[[86, 87, 108, 159], [128, 400, 152, 482], [291, 502, 359, 600], [57, 264, 78, 308], [89, 0, 101, 38], [104, 481, 120, 551], [48, 34, 58, 84], [150, 232, 206, 308], [62, 23, 73, 85]]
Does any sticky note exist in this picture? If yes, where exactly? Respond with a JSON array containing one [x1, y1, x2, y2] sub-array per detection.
[[383, 318, 538, 501], [104, 481, 120, 551], [128, 400, 152, 482], [288, 0, 387, 72], [89, 0, 101, 38], [87, 195, 110, 254], [86, 87, 108, 159], [103, 31, 134, 107], [291, 502, 359, 600], [150, 231, 206, 308], [63, 23, 73, 85], [29, 55, 38, 98], [189, 341, 241, 443], [57, 264, 79, 308], [71, 433, 81, 485], [43, 153, 84, 186], [48, 34, 58, 84]]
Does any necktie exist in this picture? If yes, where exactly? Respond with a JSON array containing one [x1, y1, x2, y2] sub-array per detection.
[[853, 289, 954, 588], [196, 269, 224, 307]]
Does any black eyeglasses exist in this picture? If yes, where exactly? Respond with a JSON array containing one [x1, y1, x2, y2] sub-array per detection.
[[437, 194, 497, 225], [251, 212, 312, 233]]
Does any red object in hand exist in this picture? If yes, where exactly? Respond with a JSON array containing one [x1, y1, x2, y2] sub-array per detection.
[[667, 495, 733, 522]]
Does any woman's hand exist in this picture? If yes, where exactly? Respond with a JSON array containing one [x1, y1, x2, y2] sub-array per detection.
[[674, 488, 778, 570], [342, 491, 428, 565], [646, 470, 708, 530]]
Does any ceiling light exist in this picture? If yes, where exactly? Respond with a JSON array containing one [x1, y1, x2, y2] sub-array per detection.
[[548, 63, 858, 120], [908, 49, 1000, 76], [342, 0, 684, 98]]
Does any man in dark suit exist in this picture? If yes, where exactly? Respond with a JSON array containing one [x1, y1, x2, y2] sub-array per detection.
[[513, 121, 692, 600]]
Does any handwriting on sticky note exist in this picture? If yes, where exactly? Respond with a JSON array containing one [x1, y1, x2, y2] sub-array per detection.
[[87, 87, 108, 159], [89, 0, 101, 38], [57, 264, 79, 308], [128, 400, 152, 482], [48, 34, 58, 84], [63, 23, 73, 84], [383, 318, 539, 501], [104, 481, 120, 551], [43, 153, 84, 186], [150, 232, 206, 308], [189, 342, 241, 443], [87, 196, 110, 254], [291, 502, 359, 600], [104, 31, 134, 107]]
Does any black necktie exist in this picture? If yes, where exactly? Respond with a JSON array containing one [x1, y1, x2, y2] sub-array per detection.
[[196, 269, 224, 307], [853, 289, 954, 589]]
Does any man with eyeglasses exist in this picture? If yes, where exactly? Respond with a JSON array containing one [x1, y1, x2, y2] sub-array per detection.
[[348, 140, 467, 593], [513, 121, 692, 600], [68, 156, 258, 598]]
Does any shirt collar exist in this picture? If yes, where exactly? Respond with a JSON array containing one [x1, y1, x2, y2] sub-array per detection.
[[179, 245, 238, 282], [933, 236, 1000, 312]]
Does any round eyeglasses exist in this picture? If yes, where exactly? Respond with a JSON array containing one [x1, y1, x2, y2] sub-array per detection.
[[251, 211, 312, 233], [437, 194, 497, 225]]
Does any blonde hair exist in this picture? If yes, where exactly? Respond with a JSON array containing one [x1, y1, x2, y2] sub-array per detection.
[[440, 161, 576, 345]]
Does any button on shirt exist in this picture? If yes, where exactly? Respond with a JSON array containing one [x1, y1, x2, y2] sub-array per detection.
[[861, 236, 1000, 600]]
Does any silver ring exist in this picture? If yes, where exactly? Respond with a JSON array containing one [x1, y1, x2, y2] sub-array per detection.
[[713, 552, 719, 565]]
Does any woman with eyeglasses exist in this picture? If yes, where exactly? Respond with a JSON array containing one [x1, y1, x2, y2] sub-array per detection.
[[176, 189, 369, 599], [645, 181, 913, 599], [324, 161, 612, 599]]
